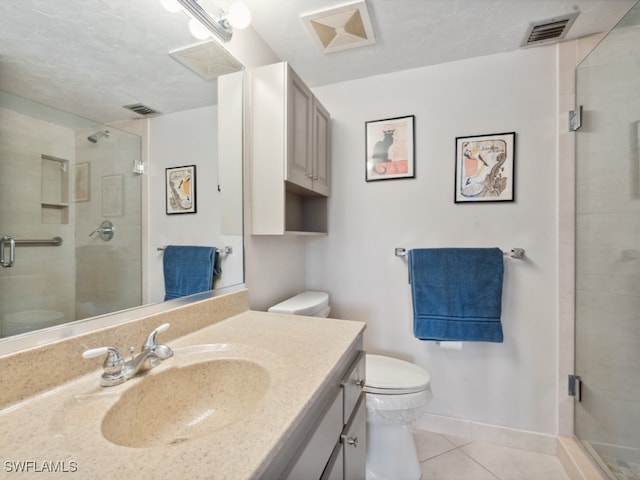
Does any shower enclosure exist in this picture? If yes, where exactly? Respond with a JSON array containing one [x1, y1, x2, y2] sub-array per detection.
[[574, 2, 640, 478], [0, 91, 142, 337]]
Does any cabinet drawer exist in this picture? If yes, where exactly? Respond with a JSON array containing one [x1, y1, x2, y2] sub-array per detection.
[[341, 351, 365, 422]]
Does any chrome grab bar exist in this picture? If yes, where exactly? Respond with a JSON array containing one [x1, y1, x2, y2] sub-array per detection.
[[1, 236, 63, 268], [1, 236, 16, 268]]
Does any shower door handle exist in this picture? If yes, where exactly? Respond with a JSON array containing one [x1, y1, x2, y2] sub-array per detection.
[[0, 236, 16, 268]]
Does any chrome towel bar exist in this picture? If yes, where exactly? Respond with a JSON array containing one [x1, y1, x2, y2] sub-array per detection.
[[395, 247, 525, 259], [157, 245, 233, 255]]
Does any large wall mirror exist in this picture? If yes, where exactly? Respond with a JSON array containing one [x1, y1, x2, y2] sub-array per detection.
[[0, 1, 245, 349]]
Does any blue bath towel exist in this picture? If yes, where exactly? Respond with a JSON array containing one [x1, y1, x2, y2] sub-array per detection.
[[408, 248, 504, 342], [163, 245, 221, 301]]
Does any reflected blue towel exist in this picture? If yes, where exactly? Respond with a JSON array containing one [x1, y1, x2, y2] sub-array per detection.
[[408, 248, 504, 342], [163, 245, 221, 301]]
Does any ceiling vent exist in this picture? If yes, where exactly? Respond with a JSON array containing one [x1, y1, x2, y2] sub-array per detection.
[[301, 0, 376, 54], [122, 103, 160, 116], [521, 12, 579, 48], [169, 40, 243, 80]]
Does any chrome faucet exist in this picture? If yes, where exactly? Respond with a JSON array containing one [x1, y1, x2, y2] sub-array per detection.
[[82, 323, 174, 387]]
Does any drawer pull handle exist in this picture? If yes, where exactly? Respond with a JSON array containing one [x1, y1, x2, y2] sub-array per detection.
[[341, 434, 358, 448]]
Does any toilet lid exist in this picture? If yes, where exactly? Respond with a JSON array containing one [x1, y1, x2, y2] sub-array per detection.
[[268, 291, 329, 316], [365, 354, 430, 393]]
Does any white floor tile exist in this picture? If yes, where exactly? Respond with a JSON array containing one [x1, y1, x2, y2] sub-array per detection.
[[420, 449, 499, 480], [461, 441, 570, 480], [414, 430, 458, 462]]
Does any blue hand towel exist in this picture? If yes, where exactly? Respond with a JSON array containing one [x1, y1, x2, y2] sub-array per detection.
[[408, 248, 504, 342], [163, 245, 221, 301]]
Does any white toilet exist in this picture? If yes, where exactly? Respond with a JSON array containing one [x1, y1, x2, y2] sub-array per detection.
[[268, 291, 432, 480]]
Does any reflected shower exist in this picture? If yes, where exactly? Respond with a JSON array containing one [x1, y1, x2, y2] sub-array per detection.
[[87, 130, 109, 143]]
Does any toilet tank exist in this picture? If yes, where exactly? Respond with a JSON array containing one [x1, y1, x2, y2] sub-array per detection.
[[268, 291, 330, 317]]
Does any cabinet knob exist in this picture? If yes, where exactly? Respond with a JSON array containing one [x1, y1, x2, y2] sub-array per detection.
[[355, 379, 365, 388], [341, 434, 359, 448], [308, 174, 314, 178]]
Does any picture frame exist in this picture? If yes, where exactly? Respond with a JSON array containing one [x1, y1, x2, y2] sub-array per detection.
[[454, 132, 516, 203], [166, 165, 197, 214], [72, 162, 90, 202], [102, 174, 123, 217], [365, 115, 415, 181]]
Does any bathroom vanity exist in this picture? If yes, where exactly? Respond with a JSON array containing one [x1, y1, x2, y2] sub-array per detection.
[[0, 288, 366, 479]]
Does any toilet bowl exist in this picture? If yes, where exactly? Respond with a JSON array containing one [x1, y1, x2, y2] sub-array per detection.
[[364, 354, 431, 480], [1, 309, 64, 337], [269, 291, 432, 480]]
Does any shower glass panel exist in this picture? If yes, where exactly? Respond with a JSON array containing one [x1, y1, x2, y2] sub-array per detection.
[[574, 2, 640, 479], [0, 91, 142, 338]]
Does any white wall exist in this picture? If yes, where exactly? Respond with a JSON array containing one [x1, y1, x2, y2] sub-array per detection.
[[147, 106, 221, 303], [307, 46, 559, 434]]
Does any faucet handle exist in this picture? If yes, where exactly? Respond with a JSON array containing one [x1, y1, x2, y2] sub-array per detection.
[[82, 346, 125, 377], [143, 323, 170, 349]]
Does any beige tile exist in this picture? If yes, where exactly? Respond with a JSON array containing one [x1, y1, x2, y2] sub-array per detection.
[[421, 449, 498, 480], [413, 430, 457, 461], [461, 441, 570, 480], [443, 434, 472, 448]]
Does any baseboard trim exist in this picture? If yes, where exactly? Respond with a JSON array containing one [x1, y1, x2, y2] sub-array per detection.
[[415, 413, 558, 455]]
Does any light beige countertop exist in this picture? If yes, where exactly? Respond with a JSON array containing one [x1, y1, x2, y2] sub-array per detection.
[[0, 310, 365, 479]]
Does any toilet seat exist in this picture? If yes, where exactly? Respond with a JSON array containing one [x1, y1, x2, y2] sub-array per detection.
[[364, 354, 431, 395]]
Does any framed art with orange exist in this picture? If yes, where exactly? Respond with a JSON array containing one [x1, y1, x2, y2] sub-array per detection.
[[365, 115, 415, 181]]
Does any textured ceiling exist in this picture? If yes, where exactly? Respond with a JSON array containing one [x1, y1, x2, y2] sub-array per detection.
[[0, 0, 636, 124]]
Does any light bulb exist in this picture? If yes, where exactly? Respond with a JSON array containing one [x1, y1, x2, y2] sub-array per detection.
[[188, 18, 211, 39], [227, 1, 251, 29], [160, 0, 181, 13]]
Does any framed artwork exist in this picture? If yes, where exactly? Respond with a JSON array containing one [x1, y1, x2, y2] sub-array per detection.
[[365, 115, 415, 181], [166, 165, 197, 214], [72, 162, 90, 202], [454, 132, 516, 203], [102, 174, 123, 217]]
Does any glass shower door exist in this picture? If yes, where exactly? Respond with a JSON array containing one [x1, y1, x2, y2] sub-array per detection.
[[574, 3, 640, 478]]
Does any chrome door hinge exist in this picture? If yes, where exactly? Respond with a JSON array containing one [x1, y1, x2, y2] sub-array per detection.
[[569, 106, 583, 131], [568, 374, 582, 402]]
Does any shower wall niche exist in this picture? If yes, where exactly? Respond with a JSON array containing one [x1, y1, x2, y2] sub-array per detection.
[[41, 155, 69, 224]]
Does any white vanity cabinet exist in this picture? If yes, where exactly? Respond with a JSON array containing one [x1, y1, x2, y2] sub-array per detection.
[[249, 62, 330, 235]]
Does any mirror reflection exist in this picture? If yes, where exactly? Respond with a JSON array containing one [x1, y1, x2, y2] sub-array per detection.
[[0, 1, 245, 341]]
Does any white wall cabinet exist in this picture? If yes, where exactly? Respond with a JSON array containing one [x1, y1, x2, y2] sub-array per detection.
[[249, 62, 330, 235]]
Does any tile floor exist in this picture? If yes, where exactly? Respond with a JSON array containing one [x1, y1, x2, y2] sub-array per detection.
[[414, 430, 570, 480]]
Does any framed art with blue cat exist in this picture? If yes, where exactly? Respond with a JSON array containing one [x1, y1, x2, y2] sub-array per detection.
[[365, 115, 415, 181]]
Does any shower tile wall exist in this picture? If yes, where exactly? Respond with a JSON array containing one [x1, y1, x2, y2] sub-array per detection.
[[0, 106, 76, 327], [575, 3, 640, 466]]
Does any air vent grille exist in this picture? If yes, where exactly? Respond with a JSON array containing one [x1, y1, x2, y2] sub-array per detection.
[[122, 103, 160, 116], [521, 12, 579, 47]]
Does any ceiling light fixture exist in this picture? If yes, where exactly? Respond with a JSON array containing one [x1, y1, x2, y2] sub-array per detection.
[[164, 0, 251, 43]]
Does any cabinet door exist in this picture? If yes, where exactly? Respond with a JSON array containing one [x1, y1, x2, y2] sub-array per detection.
[[313, 99, 330, 196], [342, 396, 367, 480], [286, 68, 313, 190]]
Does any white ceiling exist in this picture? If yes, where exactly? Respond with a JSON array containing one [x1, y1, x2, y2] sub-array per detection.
[[0, 0, 636, 124]]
